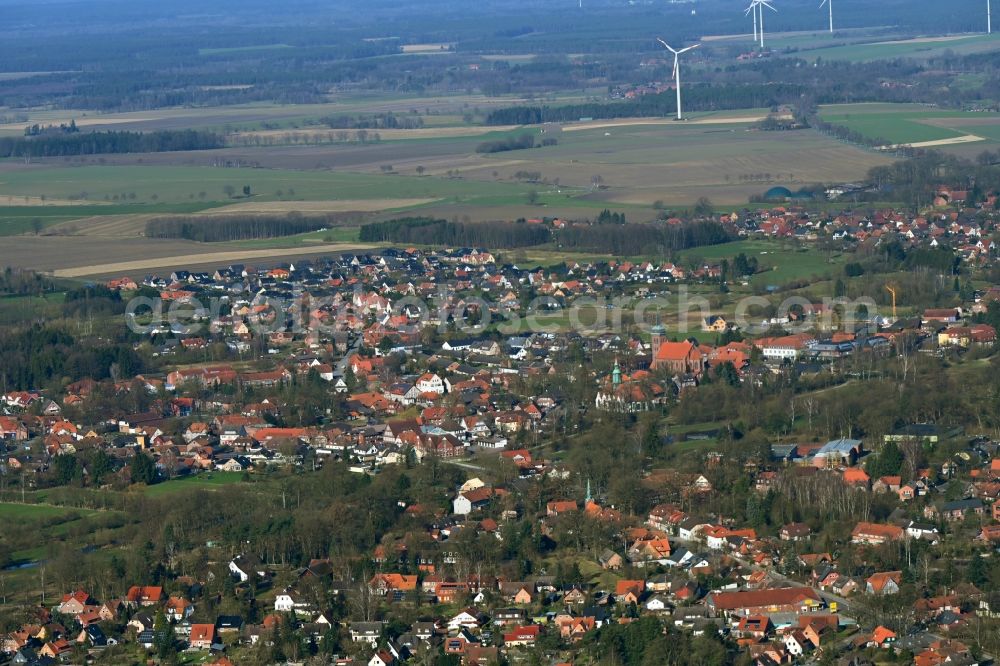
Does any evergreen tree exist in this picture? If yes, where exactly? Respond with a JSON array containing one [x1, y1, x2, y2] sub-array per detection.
[[153, 609, 175, 659], [130, 451, 158, 485]]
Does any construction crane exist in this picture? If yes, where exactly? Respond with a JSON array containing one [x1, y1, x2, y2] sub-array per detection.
[[885, 285, 897, 319]]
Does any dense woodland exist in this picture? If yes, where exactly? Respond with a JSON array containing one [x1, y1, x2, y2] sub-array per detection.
[[555, 220, 733, 256], [145, 214, 336, 243], [0, 130, 224, 159], [358, 217, 733, 255], [0, 325, 147, 393], [359, 217, 552, 248]]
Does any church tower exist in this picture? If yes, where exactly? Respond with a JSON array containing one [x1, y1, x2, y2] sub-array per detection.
[[650, 322, 665, 359]]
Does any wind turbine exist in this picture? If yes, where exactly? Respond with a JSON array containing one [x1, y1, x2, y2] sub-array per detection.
[[757, 0, 777, 48], [820, 0, 833, 33], [745, 0, 759, 43], [656, 39, 700, 120]]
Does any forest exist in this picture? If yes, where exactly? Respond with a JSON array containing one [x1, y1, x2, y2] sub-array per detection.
[[0, 324, 147, 392], [475, 133, 538, 154], [358, 217, 733, 255], [0, 130, 224, 159], [358, 217, 553, 248], [145, 214, 335, 243], [554, 220, 733, 256]]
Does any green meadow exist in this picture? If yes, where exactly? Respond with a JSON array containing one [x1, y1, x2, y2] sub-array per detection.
[[818, 102, 1000, 146]]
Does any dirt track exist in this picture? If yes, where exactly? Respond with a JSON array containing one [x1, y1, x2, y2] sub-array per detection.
[[560, 115, 767, 132], [51, 243, 377, 278], [889, 134, 985, 149], [206, 198, 438, 214], [0, 235, 377, 279]]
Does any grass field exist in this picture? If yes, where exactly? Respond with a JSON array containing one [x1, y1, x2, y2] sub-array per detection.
[[229, 226, 362, 248], [792, 33, 1000, 62], [0, 502, 97, 521], [0, 202, 231, 236], [0, 502, 103, 565], [677, 239, 847, 285], [817, 103, 1000, 148], [142, 471, 248, 497]]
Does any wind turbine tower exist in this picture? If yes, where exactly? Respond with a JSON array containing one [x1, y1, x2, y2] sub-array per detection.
[[746, 0, 759, 42], [757, 0, 776, 48], [820, 0, 833, 33], [656, 39, 700, 120]]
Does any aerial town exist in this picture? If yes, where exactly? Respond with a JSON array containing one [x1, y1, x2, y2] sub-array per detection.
[[1, 182, 1000, 665], [3, 0, 1000, 664]]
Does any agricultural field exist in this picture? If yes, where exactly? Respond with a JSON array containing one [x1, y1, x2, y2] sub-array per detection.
[[0, 94, 543, 136], [791, 33, 1000, 62], [0, 104, 899, 278], [488, 119, 891, 207], [0, 113, 891, 226], [818, 103, 1000, 151]]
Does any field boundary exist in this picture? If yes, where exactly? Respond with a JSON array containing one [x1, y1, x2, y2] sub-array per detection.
[[52, 242, 378, 277]]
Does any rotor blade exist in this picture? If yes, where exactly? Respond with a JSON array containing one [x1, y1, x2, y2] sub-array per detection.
[[819, 0, 827, 6], [672, 55, 679, 79], [760, 1, 777, 11], [656, 38, 678, 54], [680, 44, 701, 53]]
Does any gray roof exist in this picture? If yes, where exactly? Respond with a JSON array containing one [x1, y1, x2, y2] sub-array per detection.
[[816, 438, 862, 455]]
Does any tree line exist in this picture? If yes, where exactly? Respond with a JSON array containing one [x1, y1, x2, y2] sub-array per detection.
[[359, 216, 732, 255], [555, 220, 732, 256], [475, 132, 537, 153], [868, 150, 1000, 209], [0, 129, 224, 158], [318, 112, 424, 130], [359, 217, 551, 248], [145, 214, 336, 242]]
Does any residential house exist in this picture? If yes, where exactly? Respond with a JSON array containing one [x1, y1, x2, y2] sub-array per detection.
[[866, 571, 902, 595], [851, 522, 904, 545], [189, 624, 217, 650]]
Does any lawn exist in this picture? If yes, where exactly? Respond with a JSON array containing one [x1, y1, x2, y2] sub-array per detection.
[[142, 471, 249, 497], [677, 239, 846, 286]]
